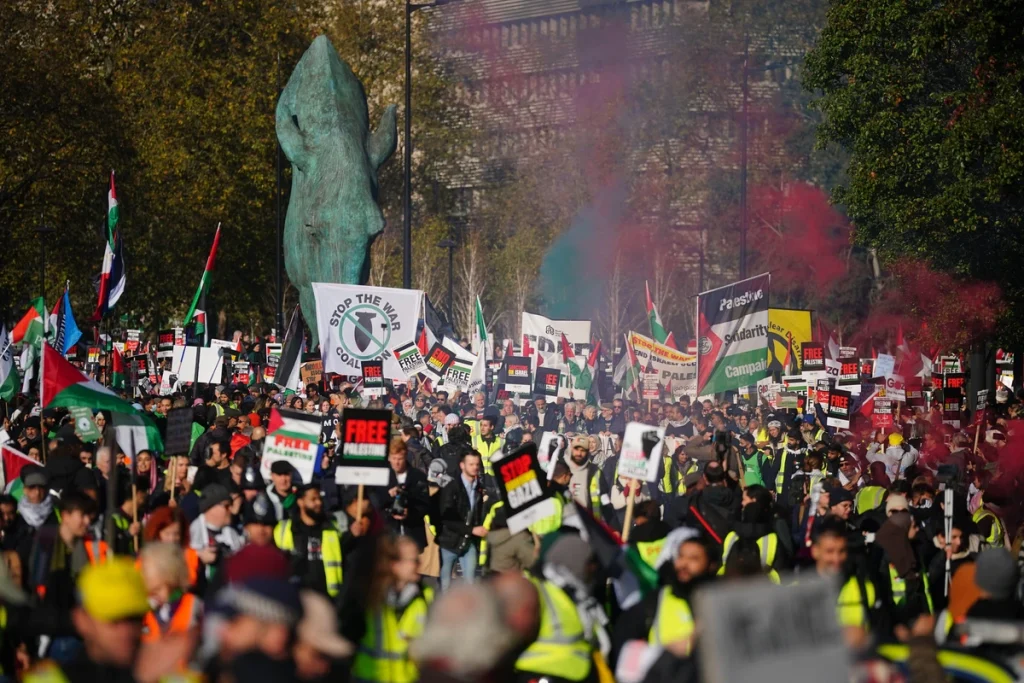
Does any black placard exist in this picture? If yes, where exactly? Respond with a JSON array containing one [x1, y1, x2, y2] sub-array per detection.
[[801, 342, 825, 371], [362, 360, 385, 395], [491, 442, 555, 535], [164, 407, 194, 456], [335, 408, 392, 486], [423, 343, 455, 381], [534, 367, 561, 399], [500, 355, 532, 394]]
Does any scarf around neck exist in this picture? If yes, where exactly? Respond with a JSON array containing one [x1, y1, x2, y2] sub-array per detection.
[[18, 495, 54, 528]]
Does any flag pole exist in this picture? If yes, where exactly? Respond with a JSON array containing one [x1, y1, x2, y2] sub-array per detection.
[[40, 302, 47, 465]]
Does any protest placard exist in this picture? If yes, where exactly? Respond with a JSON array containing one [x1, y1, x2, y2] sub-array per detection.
[[872, 398, 894, 429], [164, 407, 195, 456], [884, 374, 906, 402], [537, 431, 566, 476], [70, 406, 101, 443], [491, 443, 557, 535], [944, 372, 966, 392], [362, 360, 385, 397], [838, 358, 860, 395], [801, 342, 825, 372], [534, 367, 561, 401], [873, 353, 895, 378], [943, 387, 962, 429], [782, 375, 808, 394], [172, 345, 224, 385], [335, 408, 392, 486], [299, 360, 323, 386], [642, 373, 660, 401], [260, 409, 321, 485], [393, 341, 426, 378], [697, 576, 848, 683], [906, 377, 925, 408], [618, 422, 665, 482], [499, 355, 532, 395], [157, 329, 177, 359], [125, 329, 141, 355], [442, 356, 474, 391], [232, 361, 250, 385], [827, 389, 852, 429], [423, 342, 454, 382]]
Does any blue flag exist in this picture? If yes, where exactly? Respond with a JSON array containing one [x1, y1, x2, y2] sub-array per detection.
[[55, 290, 82, 355]]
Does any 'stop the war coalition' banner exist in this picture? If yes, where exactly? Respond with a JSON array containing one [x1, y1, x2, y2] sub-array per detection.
[[312, 283, 424, 381], [696, 274, 770, 396]]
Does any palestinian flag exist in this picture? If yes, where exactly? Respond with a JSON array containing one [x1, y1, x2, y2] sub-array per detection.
[[569, 339, 602, 399], [560, 333, 575, 364], [613, 333, 642, 398], [111, 346, 126, 390], [574, 502, 659, 610], [183, 223, 221, 336], [0, 323, 16, 401], [1, 444, 40, 500], [645, 281, 677, 349], [42, 342, 141, 415], [91, 171, 126, 321], [112, 411, 165, 462], [12, 298, 46, 346]]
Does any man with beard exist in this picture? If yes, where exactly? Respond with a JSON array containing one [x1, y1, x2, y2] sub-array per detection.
[[274, 484, 344, 599], [661, 403, 694, 439], [609, 534, 717, 667]]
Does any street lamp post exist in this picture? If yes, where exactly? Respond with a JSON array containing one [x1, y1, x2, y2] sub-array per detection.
[[404, 0, 457, 290], [438, 238, 456, 322]]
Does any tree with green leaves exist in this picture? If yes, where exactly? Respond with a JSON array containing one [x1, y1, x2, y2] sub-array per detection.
[[804, 0, 1024, 344]]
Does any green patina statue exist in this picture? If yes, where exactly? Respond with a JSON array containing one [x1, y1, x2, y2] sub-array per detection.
[[277, 35, 397, 341]]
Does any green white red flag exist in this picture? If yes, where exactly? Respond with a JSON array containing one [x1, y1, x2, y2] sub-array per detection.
[[645, 281, 677, 349], [183, 223, 221, 335]]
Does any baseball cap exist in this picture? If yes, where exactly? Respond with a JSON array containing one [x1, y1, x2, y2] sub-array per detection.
[[21, 465, 49, 489], [77, 558, 149, 622], [198, 483, 232, 513], [298, 591, 354, 658], [572, 436, 590, 450]]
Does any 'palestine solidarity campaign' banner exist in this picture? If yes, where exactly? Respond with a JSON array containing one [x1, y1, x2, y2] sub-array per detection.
[[696, 274, 770, 395]]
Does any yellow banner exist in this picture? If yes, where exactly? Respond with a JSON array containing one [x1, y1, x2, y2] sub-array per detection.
[[767, 308, 812, 373]]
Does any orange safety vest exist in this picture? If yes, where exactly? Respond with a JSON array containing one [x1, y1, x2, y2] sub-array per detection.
[[142, 593, 199, 644], [84, 539, 109, 565]]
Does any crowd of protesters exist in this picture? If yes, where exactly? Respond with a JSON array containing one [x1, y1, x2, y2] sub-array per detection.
[[0, 344, 1023, 683]]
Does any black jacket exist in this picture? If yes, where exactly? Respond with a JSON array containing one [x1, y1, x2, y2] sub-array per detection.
[[664, 485, 741, 543], [381, 467, 430, 550], [436, 476, 483, 552]]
